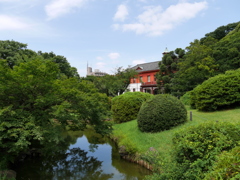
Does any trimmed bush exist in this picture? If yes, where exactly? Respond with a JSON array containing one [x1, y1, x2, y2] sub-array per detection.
[[111, 92, 153, 123], [204, 146, 240, 180], [172, 122, 240, 179], [137, 94, 187, 132], [190, 69, 240, 111]]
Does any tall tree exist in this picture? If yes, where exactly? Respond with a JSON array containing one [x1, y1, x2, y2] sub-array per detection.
[[0, 40, 37, 68], [170, 40, 218, 96], [38, 51, 79, 78], [200, 21, 239, 42], [156, 48, 185, 94], [0, 58, 110, 168]]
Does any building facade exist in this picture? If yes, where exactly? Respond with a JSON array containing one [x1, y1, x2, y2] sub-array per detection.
[[127, 61, 160, 94], [127, 48, 169, 95], [87, 65, 108, 77]]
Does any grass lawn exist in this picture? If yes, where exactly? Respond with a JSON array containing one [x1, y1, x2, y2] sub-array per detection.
[[112, 106, 240, 158]]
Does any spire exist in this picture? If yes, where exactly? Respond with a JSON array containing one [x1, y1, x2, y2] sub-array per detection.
[[163, 47, 169, 55]]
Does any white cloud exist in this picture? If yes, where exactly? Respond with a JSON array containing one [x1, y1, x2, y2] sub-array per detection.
[[113, 4, 128, 22], [45, 0, 87, 20], [0, 15, 30, 30], [96, 56, 103, 60], [115, 1, 208, 36], [108, 52, 120, 59], [132, 59, 146, 65]]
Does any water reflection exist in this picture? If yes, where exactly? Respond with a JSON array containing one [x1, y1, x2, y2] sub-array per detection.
[[13, 129, 151, 180]]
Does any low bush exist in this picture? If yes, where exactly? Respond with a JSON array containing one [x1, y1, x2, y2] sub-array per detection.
[[172, 122, 240, 179], [111, 92, 153, 123], [190, 69, 240, 111], [204, 146, 240, 180], [137, 94, 187, 133]]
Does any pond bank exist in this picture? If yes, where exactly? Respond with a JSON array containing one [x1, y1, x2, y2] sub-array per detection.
[[110, 136, 154, 171]]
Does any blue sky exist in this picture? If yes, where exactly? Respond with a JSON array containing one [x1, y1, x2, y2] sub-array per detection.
[[0, 0, 239, 76]]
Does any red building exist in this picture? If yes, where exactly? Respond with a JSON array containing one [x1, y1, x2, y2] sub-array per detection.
[[127, 61, 160, 94], [127, 48, 169, 94]]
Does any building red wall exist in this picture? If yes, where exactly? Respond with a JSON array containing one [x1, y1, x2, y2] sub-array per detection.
[[130, 70, 159, 84]]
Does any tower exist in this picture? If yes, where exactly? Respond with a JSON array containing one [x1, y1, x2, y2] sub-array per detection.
[[162, 47, 169, 55]]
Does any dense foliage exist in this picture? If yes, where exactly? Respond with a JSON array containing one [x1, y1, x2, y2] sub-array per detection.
[[190, 69, 240, 111], [170, 122, 240, 179], [0, 44, 111, 169], [156, 48, 185, 95], [146, 122, 240, 180], [137, 94, 187, 132], [157, 22, 240, 96], [0, 40, 79, 78], [111, 92, 153, 123], [204, 146, 240, 180]]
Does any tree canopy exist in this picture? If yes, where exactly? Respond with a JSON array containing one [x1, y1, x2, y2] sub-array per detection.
[[82, 67, 137, 97], [158, 21, 240, 96], [0, 47, 110, 168]]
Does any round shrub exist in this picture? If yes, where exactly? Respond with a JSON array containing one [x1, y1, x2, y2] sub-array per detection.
[[190, 69, 240, 111], [173, 122, 240, 179], [137, 94, 187, 132], [111, 92, 153, 123]]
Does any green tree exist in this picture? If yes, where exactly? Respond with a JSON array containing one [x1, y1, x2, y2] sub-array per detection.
[[0, 40, 79, 78], [83, 67, 137, 97], [0, 40, 37, 68], [0, 58, 110, 168], [38, 51, 79, 78], [200, 21, 239, 42], [156, 48, 185, 94], [171, 39, 218, 96], [212, 23, 240, 72]]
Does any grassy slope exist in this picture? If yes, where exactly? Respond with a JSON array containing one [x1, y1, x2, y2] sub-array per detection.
[[112, 106, 240, 157]]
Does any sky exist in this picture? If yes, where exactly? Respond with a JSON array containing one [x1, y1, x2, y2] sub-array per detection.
[[0, 0, 239, 77]]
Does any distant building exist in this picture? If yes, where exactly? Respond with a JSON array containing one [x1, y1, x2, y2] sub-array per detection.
[[127, 48, 169, 94], [87, 64, 108, 77], [127, 61, 160, 94]]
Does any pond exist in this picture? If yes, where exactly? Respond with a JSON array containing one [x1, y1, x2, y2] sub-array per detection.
[[12, 129, 152, 180]]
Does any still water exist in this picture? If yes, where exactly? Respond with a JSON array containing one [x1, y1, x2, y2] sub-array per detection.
[[13, 130, 151, 180]]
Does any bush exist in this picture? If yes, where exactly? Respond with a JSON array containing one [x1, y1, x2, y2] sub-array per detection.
[[180, 91, 191, 105], [137, 94, 187, 132], [172, 122, 240, 179], [111, 92, 153, 123], [204, 146, 240, 180], [190, 69, 240, 111]]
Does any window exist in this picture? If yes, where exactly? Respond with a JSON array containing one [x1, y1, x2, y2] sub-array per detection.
[[140, 76, 143, 82], [147, 75, 151, 82], [133, 78, 136, 83], [133, 88, 135, 92]]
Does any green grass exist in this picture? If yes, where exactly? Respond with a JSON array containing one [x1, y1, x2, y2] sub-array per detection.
[[112, 106, 240, 158]]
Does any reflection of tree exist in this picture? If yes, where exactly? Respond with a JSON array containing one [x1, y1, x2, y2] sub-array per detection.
[[14, 147, 113, 180], [83, 128, 108, 144]]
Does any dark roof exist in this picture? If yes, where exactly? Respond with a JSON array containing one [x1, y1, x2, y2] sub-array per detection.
[[131, 61, 160, 72]]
